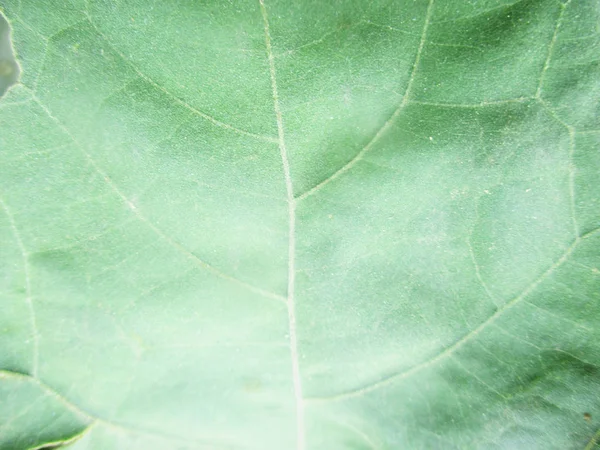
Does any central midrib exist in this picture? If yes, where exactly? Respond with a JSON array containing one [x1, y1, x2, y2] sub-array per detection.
[[259, 1, 305, 450], [257, 0, 437, 447]]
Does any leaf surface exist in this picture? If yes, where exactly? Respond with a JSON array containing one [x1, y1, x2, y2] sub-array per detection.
[[0, 0, 599, 449]]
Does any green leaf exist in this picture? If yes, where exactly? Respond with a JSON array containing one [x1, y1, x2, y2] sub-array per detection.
[[1, 0, 599, 449]]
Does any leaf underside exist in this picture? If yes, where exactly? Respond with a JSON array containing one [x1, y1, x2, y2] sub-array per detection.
[[0, 0, 599, 449]]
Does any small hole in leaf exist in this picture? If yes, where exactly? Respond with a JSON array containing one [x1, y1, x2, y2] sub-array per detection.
[[584, 412, 592, 422], [0, 12, 20, 97]]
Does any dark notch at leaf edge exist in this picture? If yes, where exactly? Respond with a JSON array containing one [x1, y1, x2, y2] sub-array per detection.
[[0, 369, 94, 450], [27, 423, 95, 450], [28, 422, 95, 450]]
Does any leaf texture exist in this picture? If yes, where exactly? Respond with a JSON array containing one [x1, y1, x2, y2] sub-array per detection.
[[0, 0, 599, 449]]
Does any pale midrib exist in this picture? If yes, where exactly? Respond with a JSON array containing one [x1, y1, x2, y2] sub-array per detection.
[[259, 1, 304, 450]]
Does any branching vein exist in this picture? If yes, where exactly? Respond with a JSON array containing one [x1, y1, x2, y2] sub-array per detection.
[[306, 233, 589, 403], [467, 236, 499, 308], [296, 0, 435, 201], [536, 98, 579, 238], [536, 0, 570, 99], [28, 92, 285, 304], [84, 12, 278, 144]]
